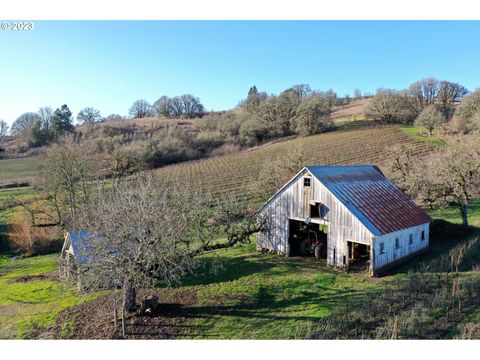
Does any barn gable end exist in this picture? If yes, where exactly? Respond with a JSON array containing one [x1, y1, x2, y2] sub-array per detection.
[[256, 165, 431, 275]]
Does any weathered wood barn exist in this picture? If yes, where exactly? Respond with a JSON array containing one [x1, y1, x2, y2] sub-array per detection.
[[256, 165, 431, 276]]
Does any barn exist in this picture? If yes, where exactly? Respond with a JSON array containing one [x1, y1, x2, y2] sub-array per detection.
[[256, 165, 431, 276]]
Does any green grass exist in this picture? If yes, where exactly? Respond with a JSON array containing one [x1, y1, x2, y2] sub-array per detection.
[[428, 199, 480, 228], [399, 125, 447, 147], [0, 254, 100, 339], [0, 157, 43, 186], [174, 243, 381, 339]]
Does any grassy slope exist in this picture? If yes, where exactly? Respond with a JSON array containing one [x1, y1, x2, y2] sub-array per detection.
[[0, 254, 99, 339], [178, 243, 380, 339], [0, 157, 42, 186], [399, 125, 448, 147]]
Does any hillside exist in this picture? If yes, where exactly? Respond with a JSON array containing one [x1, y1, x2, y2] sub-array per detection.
[[154, 125, 434, 202], [331, 98, 370, 122]]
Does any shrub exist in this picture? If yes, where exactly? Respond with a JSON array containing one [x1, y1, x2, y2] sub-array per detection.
[[8, 209, 61, 256], [292, 96, 334, 136], [414, 105, 448, 135]]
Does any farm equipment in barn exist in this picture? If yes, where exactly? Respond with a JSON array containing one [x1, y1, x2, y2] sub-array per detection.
[[300, 230, 326, 260]]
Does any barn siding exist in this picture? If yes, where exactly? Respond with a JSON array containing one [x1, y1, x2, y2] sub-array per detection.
[[257, 170, 375, 267], [372, 223, 429, 272]]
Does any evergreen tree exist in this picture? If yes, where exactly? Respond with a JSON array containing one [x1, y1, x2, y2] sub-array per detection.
[[51, 104, 74, 138]]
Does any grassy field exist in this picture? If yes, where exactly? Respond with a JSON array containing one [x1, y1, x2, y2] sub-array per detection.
[[0, 157, 43, 187], [0, 199, 477, 339], [399, 125, 448, 147], [0, 254, 100, 338], [177, 244, 380, 339]]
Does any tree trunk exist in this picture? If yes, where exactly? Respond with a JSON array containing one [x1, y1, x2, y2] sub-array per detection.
[[460, 204, 469, 227], [123, 277, 137, 312]]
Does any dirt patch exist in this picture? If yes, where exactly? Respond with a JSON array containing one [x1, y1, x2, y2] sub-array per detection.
[[52, 288, 198, 339], [7, 270, 59, 284]]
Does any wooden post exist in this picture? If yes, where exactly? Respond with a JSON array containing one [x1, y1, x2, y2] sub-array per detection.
[[393, 317, 399, 340], [122, 302, 126, 337], [114, 298, 118, 328]]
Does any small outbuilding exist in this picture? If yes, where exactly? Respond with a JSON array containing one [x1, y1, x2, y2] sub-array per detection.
[[60, 230, 110, 290], [256, 165, 431, 276]]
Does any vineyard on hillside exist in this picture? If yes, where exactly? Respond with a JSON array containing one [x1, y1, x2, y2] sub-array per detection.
[[154, 126, 434, 203]]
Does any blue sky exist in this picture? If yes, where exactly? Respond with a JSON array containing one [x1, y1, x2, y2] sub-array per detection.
[[1, 21, 480, 125]]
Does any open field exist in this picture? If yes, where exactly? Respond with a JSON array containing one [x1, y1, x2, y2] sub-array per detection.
[[0, 254, 100, 339], [154, 125, 435, 202], [331, 98, 370, 122], [0, 157, 43, 187], [0, 200, 478, 339]]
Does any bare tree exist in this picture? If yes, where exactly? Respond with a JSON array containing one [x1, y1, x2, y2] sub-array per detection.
[[11, 112, 39, 136], [128, 100, 153, 119], [390, 139, 480, 226], [454, 89, 480, 133], [414, 105, 448, 135], [404, 78, 467, 118], [153, 96, 171, 117], [180, 94, 205, 118], [167, 97, 184, 117], [353, 88, 362, 100], [366, 89, 413, 123], [405, 78, 441, 115], [41, 136, 99, 226], [425, 140, 480, 227], [77, 107, 102, 124], [292, 95, 333, 136], [71, 176, 264, 315], [0, 120, 8, 143], [289, 84, 312, 100], [38, 107, 53, 133]]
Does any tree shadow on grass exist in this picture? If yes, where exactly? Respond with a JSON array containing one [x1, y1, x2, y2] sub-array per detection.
[[393, 220, 480, 275], [143, 283, 370, 337], [176, 251, 334, 287]]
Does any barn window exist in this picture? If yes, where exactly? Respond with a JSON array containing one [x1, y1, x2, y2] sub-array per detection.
[[409, 234, 413, 245], [421, 231, 425, 241], [304, 177, 311, 187], [310, 202, 321, 218], [395, 238, 401, 249], [379, 242, 385, 255]]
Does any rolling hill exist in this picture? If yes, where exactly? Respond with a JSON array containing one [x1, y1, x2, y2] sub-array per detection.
[[154, 125, 434, 203]]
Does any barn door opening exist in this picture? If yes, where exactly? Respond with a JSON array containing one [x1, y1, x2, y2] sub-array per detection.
[[347, 241, 370, 272], [288, 219, 328, 260]]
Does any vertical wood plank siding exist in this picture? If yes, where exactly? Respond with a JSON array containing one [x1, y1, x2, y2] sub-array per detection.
[[256, 170, 430, 273], [372, 223, 430, 272]]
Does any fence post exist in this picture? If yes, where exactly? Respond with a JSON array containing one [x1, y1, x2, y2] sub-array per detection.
[[114, 298, 118, 328], [122, 301, 126, 337], [393, 317, 399, 340]]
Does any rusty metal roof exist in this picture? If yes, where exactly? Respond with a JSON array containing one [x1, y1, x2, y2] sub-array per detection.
[[306, 165, 431, 236]]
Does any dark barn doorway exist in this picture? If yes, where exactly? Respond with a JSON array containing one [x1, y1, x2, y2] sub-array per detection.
[[288, 219, 328, 259], [347, 241, 370, 272]]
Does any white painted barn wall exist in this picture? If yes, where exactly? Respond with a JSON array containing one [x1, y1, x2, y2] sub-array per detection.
[[372, 223, 429, 271], [257, 169, 375, 267]]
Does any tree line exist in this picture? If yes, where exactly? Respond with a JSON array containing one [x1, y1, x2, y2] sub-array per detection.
[[366, 77, 480, 134]]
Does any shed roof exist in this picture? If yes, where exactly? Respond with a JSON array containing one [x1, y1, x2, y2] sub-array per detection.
[[68, 230, 101, 264], [306, 165, 431, 236]]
